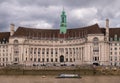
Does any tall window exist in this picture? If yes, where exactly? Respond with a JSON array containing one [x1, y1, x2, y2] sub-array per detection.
[[62, 17, 64, 23], [38, 48, 41, 54], [93, 37, 99, 46], [93, 37, 99, 52], [14, 40, 19, 57], [93, 37, 99, 61]]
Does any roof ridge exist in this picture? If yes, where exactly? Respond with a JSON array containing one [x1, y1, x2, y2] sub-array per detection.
[[0, 32, 10, 33], [17, 23, 99, 30], [18, 26, 59, 30]]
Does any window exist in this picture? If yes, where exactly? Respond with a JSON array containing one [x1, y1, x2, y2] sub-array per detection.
[[42, 58, 44, 62], [55, 58, 57, 62], [70, 58, 72, 62], [93, 37, 99, 46], [3, 50, 5, 52], [14, 40, 19, 44], [110, 48, 112, 50], [47, 52, 49, 54], [115, 48, 117, 50], [47, 58, 49, 62], [115, 43, 117, 46], [110, 43, 112, 46], [66, 52, 68, 54], [51, 48, 53, 54], [14, 51, 19, 53], [51, 59, 53, 62], [93, 57, 99, 61], [115, 57, 117, 61], [55, 52, 57, 54], [15, 58, 18, 62], [114, 62, 117, 66], [38, 52, 40, 54], [55, 48, 58, 54], [66, 58, 68, 62], [42, 48, 45, 54], [95, 57, 97, 61], [115, 52, 117, 55], [42, 52, 44, 54], [93, 37, 99, 53], [110, 38, 113, 41], [74, 58, 75, 61], [46, 48, 49, 54], [110, 56, 112, 61], [34, 48, 37, 54], [34, 58, 36, 62], [110, 52, 112, 55], [38, 58, 40, 62], [114, 34, 117, 41], [62, 17, 64, 23], [93, 47, 99, 52], [30, 48, 33, 54], [38, 48, 41, 54], [51, 52, 53, 54]]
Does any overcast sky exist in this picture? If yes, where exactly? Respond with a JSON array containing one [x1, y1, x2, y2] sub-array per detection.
[[0, 0, 120, 32]]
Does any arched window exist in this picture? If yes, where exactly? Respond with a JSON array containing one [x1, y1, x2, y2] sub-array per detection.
[[14, 40, 18, 44], [93, 37, 99, 52], [114, 34, 117, 41], [93, 37, 99, 46], [60, 55, 64, 62], [62, 17, 64, 23], [24, 40, 28, 43]]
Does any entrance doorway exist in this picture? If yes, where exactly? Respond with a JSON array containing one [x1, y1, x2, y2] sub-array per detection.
[[93, 63, 100, 66], [60, 55, 64, 62]]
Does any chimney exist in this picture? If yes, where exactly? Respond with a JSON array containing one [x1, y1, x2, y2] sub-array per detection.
[[106, 19, 109, 41], [10, 23, 15, 36], [106, 19, 109, 29]]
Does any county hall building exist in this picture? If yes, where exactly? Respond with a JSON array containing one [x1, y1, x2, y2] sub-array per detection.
[[0, 10, 120, 67]]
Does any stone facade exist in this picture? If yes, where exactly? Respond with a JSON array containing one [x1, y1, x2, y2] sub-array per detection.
[[0, 23, 111, 67], [0, 11, 120, 67]]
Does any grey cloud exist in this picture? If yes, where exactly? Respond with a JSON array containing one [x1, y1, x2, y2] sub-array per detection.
[[0, 0, 120, 32]]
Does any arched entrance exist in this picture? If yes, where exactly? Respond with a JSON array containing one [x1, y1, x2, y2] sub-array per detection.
[[93, 63, 100, 66], [60, 55, 64, 62]]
